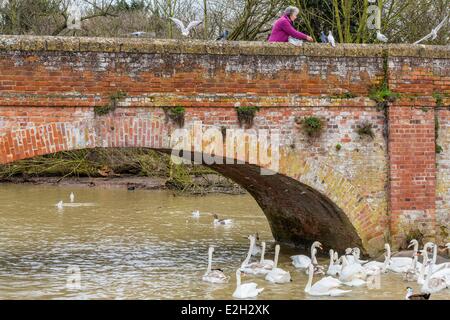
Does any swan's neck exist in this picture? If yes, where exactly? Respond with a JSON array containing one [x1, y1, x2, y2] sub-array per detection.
[[305, 266, 314, 293], [236, 271, 241, 287], [419, 253, 428, 281], [432, 245, 437, 265], [242, 239, 254, 266], [328, 251, 334, 269], [259, 242, 266, 264], [206, 249, 213, 273], [311, 248, 318, 265], [274, 246, 280, 269]]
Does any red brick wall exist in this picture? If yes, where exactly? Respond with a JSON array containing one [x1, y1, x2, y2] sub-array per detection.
[[0, 37, 449, 251]]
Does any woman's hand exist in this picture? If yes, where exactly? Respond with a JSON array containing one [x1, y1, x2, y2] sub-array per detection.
[[306, 36, 314, 42]]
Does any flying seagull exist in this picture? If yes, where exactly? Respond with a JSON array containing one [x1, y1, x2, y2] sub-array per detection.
[[216, 30, 229, 41], [320, 31, 328, 43], [414, 14, 449, 44], [376, 30, 388, 43], [327, 31, 336, 47], [169, 17, 203, 37]]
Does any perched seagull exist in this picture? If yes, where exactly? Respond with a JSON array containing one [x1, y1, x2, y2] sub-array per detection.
[[70, 192, 75, 203], [376, 30, 389, 43], [320, 31, 328, 43], [216, 30, 229, 41], [327, 31, 336, 47], [128, 31, 147, 37], [414, 15, 449, 44], [169, 17, 203, 37]]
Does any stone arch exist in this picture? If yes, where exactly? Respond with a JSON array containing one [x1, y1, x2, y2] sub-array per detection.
[[0, 107, 385, 255]]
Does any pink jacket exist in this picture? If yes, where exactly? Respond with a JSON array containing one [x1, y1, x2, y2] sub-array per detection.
[[268, 15, 308, 42]]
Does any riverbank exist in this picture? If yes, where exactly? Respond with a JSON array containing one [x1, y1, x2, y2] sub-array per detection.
[[0, 174, 246, 195], [0, 148, 246, 195]]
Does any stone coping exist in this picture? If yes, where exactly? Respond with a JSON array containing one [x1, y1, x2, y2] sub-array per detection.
[[0, 35, 448, 58]]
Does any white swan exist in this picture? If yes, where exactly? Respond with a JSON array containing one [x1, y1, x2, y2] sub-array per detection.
[[192, 210, 200, 218], [352, 248, 368, 264], [327, 249, 342, 276], [213, 214, 233, 226], [265, 245, 291, 284], [421, 261, 448, 293], [427, 242, 450, 274], [240, 235, 264, 275], [69, 192, 75, 203], [304, 263, 351, 297], [339, 256, 367, 284], [232, 269, 264, 299], [251, 233, 262, 256], [362, 243, 390, 273], [403, 239, 421, 281], [291, 241, 322, 269], [344, 248, 356, 264], [241, 241, 273, 276], [202, 246, 229, 284], [385, 243, 415, 273]]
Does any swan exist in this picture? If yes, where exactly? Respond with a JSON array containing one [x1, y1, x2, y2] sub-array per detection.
[[362, 244, 390, 274], [70, 192, 75, 203], [339, 256, 367, 285], [327, 249, 342, 276], [344, 248, 356, 264], [265, 245, 291, 284], [258, 241, 274, 269], [241, 241, 273, 276], [213, 214, 233, 226], [421, 261, 448, 293], [427, 242, 450, 274], [202, 246, 229, 284], [291, 241, 322, 269], [403, 239, 421, 281], [251, 233, 262, 256], [352, 248, 368, 264], [240, 235, 264, 275], [192, 210, 200, 218], [385, 243, 415, 273], [232, 269, 264, 299], [304, 263, 352, 297]]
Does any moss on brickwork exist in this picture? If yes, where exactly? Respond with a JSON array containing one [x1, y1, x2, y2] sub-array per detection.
[[94, 91, 127, 116], [164, 106, 185, 128], [236, 106, 260, 128]]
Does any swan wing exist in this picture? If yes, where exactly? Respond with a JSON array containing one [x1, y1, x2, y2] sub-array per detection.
[[329, 289, 352, 296], [291, 255, 310, 268]]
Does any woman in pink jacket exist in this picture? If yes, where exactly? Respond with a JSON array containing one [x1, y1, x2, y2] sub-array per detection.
[[268, 6, 314, 43]]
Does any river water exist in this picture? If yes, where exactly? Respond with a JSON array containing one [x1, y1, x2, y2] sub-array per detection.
[[0, 185, 448, 300]]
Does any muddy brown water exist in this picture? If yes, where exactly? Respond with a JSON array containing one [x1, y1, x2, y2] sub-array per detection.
[[0, 185, 448, 300]]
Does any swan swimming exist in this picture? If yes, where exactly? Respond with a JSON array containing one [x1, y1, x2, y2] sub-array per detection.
[[291, 241, 322, 269], [265, 245, 291, 284], [69, 192, 75, 203], [327, 249, 342, 276], [56, 201, 64, 210], [339, 256, 367, 285], [251, 233, 262, 256], [202, 246, 229, 284], [232, 269, 264, 299], [241, 240, 273, 276], [304, 263, 351, 297]]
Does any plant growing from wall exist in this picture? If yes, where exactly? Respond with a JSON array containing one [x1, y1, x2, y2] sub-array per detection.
[[435, 114, 443, 154], [356, 122, 375, 139], [369, 86, 400, 110], [236, 106, 260, 128], [94, 91, 128, 116], [297, 116, 324, 138], [164, 106, 186, 128]]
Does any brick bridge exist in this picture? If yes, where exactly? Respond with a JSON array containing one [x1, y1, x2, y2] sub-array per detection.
[[0, 36, 449, 255]]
